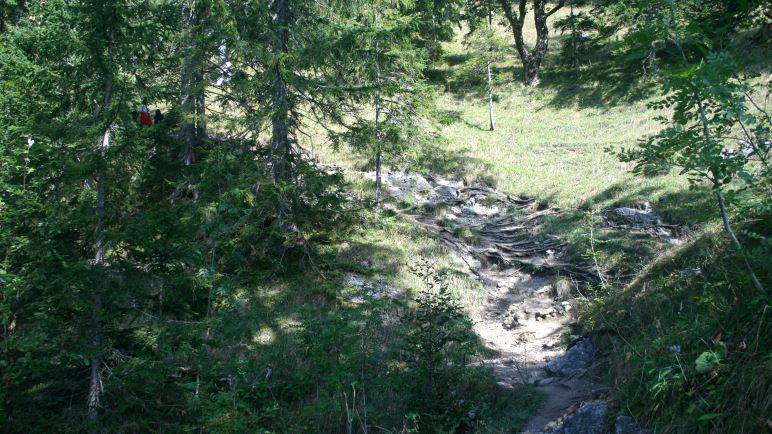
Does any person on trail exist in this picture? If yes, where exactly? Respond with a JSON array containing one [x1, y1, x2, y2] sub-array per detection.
[[154, 109, 164, 124], [139, 103, 153, 127]]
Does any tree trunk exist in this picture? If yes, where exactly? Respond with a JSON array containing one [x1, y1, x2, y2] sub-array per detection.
[[270, 0, 292, 185], [88, 32, 114, 420], [693, 91, 767, 294], [195, 70, 207, 140], [181, 3, 196, 165], [523, 57, 540, 86], [216, 42, 231, 86], [487, 61, 495, 131], [88, 129, 108, 423], [180, 2, 206, 165], [499, 0, 564, 86], [570, 5, 580, 78], [714, 183, 767, 294], [374, 99, 382, 204], [373, 14, 384, 206]]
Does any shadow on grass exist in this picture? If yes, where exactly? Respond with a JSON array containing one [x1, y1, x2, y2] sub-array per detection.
[[407, 140, 496, 185], [536, 62, 655, 110], [136, 216, 542, 433], [431, 32, 657, 111], [533, 178, 715, 278], [539, 30, 772, 110], [583, 223, 771, 433], [304, 215, 542, 432], [571, 178, 715, 226]]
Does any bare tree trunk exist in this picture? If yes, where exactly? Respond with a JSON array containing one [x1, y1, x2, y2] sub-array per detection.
[[644, 41, 660, 79], [373, 13, 384, 206], [216, 42, 231, 86], [499, 0, 564, 86], [195, 70, 207, 141], [270, 0, 292, 185], [500, 0, 528, 81], [88, 130, 107, 423], [487, 61, 495, 131], [374, 99, 382, 204], [486, 11, 495, 130]]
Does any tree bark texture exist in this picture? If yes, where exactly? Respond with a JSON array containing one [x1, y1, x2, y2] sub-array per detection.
[[499, 0, 564, 86], [487, 61, 495, 130], [374, 100, 382, 204]]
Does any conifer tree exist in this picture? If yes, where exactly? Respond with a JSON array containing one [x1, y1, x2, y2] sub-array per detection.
[[333, 2, 428, 204], [224, 0, 388, 212], [410, 0, 465, 60], [0, 0, 180, 427]]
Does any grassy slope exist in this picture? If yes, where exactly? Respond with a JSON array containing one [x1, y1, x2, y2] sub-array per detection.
[[423, 11, 771, 434], [319, 6, 771, 433]]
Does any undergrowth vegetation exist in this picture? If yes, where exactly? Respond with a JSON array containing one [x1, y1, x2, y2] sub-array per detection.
[[1, 0, 769, 432], [319, 4, 770, 432], [582, 223, 771, 432]]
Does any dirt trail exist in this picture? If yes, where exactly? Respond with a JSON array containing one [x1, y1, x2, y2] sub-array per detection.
[[371, 171, 608, 433]]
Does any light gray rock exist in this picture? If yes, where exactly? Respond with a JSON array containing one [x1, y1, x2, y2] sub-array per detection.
[[465, 203, 500, 216], [545, 339, 597, 377], [345, 274, 403, 301], [552, 400, 608, 434], [345, 274, 366, 288], [431, 184, 459, 200], [535, 376, 557, 386], [502, 312, 519, 329], [613, 205, 660, 226], [390, 172, 431, 192], [615, 415, 653, 434]]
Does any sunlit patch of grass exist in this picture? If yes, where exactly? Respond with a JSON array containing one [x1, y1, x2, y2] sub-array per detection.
[[332, 173, 487, 314], [581, 222, 771, 433], [452, 225, 479, 245], [421, 200, 450, 217]]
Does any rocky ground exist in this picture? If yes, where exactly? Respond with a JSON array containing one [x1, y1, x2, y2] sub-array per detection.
[[352, 171, 653, 433]]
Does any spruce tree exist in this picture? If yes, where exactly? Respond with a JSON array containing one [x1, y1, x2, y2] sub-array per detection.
[[0, 0, 180, 427]]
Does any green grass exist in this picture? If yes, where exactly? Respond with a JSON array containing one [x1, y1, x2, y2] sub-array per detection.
[[431, 16, 697, 213], [315, 14, 719, 277], [228, 195, 539, 431], [580, 222, 771, 433], [310, 10, 771, 434], [414, 14, 772, 434], [337, 173, 488, 314]]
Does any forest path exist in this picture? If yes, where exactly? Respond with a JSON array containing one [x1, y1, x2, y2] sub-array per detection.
[[368, 171, 608, 434]]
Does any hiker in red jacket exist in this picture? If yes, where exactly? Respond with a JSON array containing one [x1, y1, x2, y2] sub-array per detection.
[[139, 103, 153, 127]]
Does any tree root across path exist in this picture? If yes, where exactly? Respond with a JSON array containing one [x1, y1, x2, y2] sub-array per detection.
[[368, 171, 650, 434]]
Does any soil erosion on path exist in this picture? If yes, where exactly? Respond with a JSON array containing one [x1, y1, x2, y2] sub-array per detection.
[[368, 171, 647, 434]]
